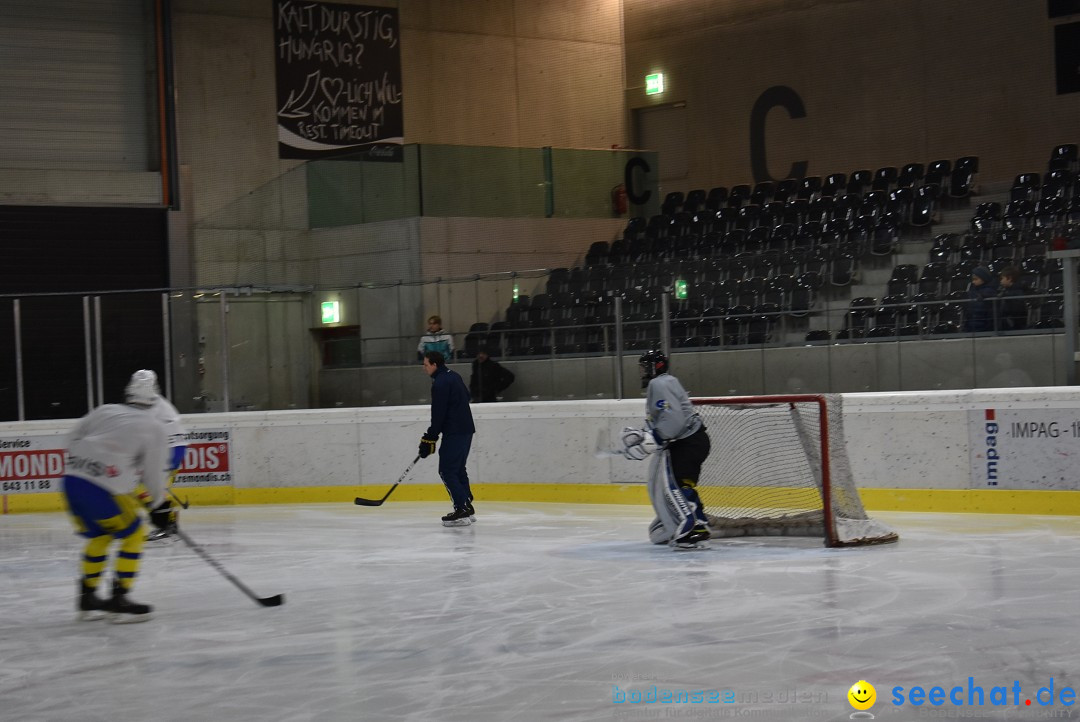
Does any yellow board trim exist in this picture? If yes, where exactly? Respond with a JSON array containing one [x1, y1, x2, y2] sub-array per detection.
[[857, 488, 1080, 516], [5, 485, 1080, 516]]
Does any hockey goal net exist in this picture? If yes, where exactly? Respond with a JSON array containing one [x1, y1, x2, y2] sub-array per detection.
[[693, 394, 897, 547]]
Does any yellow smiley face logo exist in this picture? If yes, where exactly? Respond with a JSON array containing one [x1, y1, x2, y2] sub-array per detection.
[[848, 680, 876, 710]]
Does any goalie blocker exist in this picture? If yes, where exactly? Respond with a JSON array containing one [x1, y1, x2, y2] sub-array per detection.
[[691, 394, 897, 547]]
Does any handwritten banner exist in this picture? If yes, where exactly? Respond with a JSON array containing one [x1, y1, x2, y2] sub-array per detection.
[[274, 1, 403, 159]]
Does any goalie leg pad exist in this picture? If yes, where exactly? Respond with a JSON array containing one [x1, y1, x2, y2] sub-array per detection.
[[648, 517, 669, 545], [646, 451, 699, 544]]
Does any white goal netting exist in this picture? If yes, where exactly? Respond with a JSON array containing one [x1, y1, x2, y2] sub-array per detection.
[[693, 394, 897, 547]]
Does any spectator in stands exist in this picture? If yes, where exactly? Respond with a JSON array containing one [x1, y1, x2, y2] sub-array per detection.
[[417, 315, 454, 362], [963, 266, 998, 333], [469, 348, 515, 403], [997, 266, 1028, 332]]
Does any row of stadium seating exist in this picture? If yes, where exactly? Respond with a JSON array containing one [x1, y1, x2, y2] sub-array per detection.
[[456, 149, 1077, 358]]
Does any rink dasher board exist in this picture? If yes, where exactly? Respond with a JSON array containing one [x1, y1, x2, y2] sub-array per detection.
[[0, 428, 233, 494]]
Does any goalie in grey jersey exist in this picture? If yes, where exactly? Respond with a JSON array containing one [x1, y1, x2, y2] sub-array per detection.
[[620, 350, 712, 549]]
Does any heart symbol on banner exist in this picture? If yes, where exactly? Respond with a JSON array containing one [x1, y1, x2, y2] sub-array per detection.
[[321, 77, 344, 106]]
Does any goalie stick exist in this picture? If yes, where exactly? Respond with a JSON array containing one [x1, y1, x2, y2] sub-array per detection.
[[173, 529, 284, 608], [354, 455, 421, 506]]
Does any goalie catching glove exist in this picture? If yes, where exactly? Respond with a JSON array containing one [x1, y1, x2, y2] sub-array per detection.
[[418, 433, 438, 459], [621, 427, 661, 461]]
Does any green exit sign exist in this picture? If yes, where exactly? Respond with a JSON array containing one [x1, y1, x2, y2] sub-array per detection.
[[321, 301, 340, 324], [674, 279, 688, 300], [645, 73, 665, 95]]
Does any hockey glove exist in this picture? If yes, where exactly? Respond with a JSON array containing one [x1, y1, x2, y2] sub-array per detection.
[[150, 499, 178, 533], [621, 427, 660, 461], [418, 433, 438, 459]]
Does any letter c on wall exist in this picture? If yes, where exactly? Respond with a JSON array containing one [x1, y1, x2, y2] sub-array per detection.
[[750, 85, 808, 184]]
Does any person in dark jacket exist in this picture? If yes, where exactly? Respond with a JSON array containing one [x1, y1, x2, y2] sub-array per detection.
[[469, 348, 515, 403], [963, 266, 998, 333], [419, 351, 477, 526], [997, 266, 1028, 332]]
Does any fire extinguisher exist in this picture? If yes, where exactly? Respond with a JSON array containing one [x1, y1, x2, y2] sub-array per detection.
[[611, 183, 628, 216]]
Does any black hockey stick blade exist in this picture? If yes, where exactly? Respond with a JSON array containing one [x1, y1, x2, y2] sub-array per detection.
[[174, 529, 284, 608], [168, 488, 190, 509], [354, 485, 397, 506], [354, 455, 421, 507]]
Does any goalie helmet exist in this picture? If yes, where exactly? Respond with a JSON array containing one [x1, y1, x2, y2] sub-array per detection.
[[638, 349, 668, 388], [125, 369, 160, 407]]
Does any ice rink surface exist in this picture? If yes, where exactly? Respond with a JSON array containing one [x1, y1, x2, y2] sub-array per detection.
[[2, 502, 1079, 722]]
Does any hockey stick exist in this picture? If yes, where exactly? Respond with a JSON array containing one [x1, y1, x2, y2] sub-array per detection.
[[354, 455, 421, 506], [168, 488, 190, 509], [173, 528, 284, 607]]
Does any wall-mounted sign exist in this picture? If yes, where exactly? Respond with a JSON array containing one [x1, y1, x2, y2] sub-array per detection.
[[274, 1, 403, 159], [321, 301, 341, 324]]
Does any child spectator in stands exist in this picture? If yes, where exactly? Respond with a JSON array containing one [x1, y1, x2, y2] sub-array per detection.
[[963, 266, 998, 333], [997, 266, 1028, 332], [417, 315, 454, 362]]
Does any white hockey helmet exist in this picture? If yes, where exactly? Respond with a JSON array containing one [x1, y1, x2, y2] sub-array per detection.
[[125, 369, 160, 407]]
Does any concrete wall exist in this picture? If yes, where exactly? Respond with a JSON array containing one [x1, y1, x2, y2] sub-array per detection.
[[194, 293, 313, 412], [174, 0, 626, 237], [173, 0, 1080, 258], [623, 0, 1080, 193], [400, 0, 625, 149]]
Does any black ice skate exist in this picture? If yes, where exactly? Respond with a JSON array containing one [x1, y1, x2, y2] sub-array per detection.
[[77, 581, 108, 621], [146, 528, 174, 543], [106, 582, 153, 624], [671, 524, 710, 550], [441, 507, 473, 527], [463, 502, 476, 522]]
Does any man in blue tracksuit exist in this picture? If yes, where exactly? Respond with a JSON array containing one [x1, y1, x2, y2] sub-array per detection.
[[419, 351, 477, 526]]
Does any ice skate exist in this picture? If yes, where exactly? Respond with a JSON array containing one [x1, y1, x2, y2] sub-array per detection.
[[147, 500, 178, 544], [77, 581, 108, 621], [464, 502, 476, 522], [145, 527, 175, 544], [106, 582, 153, 624], [441, 507, 473, 527], [671, 524, 710, 551]]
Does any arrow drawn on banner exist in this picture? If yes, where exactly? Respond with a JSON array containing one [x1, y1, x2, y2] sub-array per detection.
[[278, 70, 321, 119]]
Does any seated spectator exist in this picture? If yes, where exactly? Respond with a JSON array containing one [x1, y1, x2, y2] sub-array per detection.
[[963, 266, 998, 333], [997, 266, 1028, 332], [469, 348, 515, 402]]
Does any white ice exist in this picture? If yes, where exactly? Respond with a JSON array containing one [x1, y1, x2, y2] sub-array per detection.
[[2, 503, 1079, 722]]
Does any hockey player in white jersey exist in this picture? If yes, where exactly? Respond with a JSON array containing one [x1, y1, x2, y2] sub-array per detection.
[[620, 350, 712, 549], [129, 370, 188, 542], [61, 371, 170, 622]]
